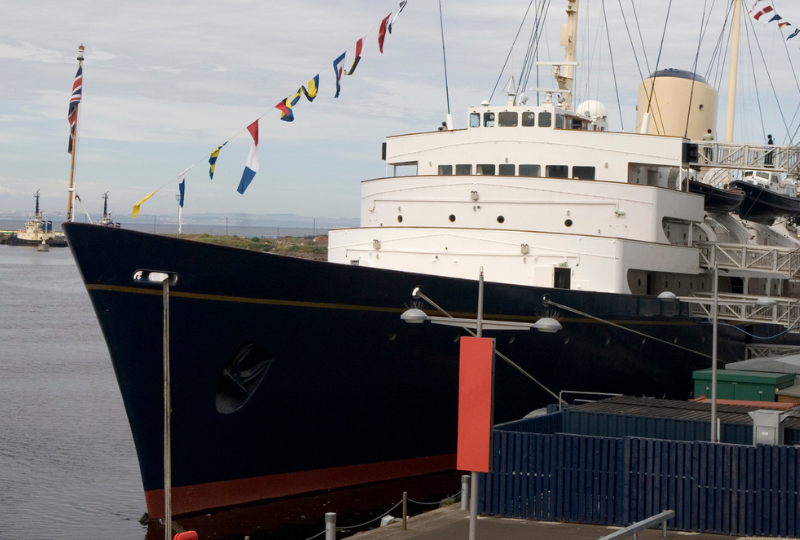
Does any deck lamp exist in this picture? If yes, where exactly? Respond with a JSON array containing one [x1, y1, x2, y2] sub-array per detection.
[[659, 288, 777, 443], [403, 270, 561, 540]]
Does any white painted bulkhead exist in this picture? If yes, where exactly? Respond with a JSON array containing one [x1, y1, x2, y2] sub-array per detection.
[[356, 175, 704, 245], [328, 227, 700, 294]]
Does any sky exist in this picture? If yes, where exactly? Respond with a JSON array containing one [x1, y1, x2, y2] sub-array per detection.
[[2, 0, 800, 221]]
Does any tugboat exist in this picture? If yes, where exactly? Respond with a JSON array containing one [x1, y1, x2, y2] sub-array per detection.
[[10, 191, 68, 247]]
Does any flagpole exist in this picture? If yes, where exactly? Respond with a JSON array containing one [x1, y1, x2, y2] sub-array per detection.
[[67, 44, 84, 223]]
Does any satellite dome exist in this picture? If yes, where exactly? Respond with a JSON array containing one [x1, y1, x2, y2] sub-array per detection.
[[577, 100, 608, 120]]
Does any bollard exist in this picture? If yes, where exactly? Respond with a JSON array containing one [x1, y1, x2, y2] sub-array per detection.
[[402, 491, 408, 531], [461, 475, 470, 510], [325, 512, 336, 540]]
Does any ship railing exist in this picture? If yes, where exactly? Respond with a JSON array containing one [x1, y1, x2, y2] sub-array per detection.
[[681, 293, 800, 328], [697, 242, 800, 278], [691, 141, 800, 176], [745, 343, 800, 359]]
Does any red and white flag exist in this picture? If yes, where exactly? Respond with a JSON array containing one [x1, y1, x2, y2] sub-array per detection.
[[750, 0, 774, 21], [237, 120, 259, 194]]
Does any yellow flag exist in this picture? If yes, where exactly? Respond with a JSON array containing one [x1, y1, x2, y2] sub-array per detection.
[[132, 190, 158, 218]]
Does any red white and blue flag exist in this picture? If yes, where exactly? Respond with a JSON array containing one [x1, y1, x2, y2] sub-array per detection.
[[67, 65, 82, 153], [237, 120, 259, 194]]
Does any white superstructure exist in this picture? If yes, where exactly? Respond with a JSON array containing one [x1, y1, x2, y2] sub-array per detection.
[[328, 1, 800, 308]]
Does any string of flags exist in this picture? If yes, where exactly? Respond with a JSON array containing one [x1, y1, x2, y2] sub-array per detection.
[[749, 0, 798, 39], [130, 1, 408, 218]]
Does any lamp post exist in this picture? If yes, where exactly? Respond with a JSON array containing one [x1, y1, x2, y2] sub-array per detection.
[[659, 281, 777, 443], [401, 269, 561, 540]]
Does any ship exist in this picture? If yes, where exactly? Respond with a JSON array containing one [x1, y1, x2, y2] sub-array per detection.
[[10, 191, 68, 247], [64, 0, 800, 520]]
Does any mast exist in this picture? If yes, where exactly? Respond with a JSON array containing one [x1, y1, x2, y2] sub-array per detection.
[[554, 0, 579, 111], [67, 44, 84, 223], [724, 0, 742, 142], [35, 190, 40, 216]]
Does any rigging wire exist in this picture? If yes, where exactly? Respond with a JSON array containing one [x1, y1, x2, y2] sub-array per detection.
[[489, 0, 537, 103], [683, 0, 709, 138], [704, 0, 733, 89], [774, 14, 800, 144], [643, 0, 674, 137], [744, 11, 792, 143], [519, 0, 553, 100], [438, 0, 451, 116], [629, 0, 652, 75], [601, 0, 625, 130], [615, 0, 646, 82], [742, 12, 767, 143]]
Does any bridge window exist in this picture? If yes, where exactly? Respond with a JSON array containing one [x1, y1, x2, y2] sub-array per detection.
[[483, 112, 495, 127], [519, 164, 541, 177], [546, 165, 569, 178], [456, 164, 472, 175], [499, 164, 515, 176], [556, 114, 565, 129], [570, 118, 584, 130], [499, 112, 518, 127], [470, 112, 480, 128], [522, 112, 536, 127], [438, 165, 453, 175], [476, 164, 496, 175], [572, 166, 595, 180], [539, 112, 552, 127]]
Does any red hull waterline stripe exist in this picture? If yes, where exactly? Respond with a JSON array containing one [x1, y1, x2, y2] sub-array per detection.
[[144, 453, 457, 519]]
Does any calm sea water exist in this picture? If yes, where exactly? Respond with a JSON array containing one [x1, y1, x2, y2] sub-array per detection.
[[0, 244, 460, 540], [0, 245, 145, 539]]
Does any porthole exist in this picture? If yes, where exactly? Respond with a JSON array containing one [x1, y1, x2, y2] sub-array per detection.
[[565, 219, 573, 227], [449, 214, 456, 222], [497, 216, 505, 224], [397, 215, 403, 223], [508, 336, 515, 344], [564, 337, 570, 345], [389, 333, 397, 341], [641, 338, 646, 345], [453, 335, 460, 343], [605, 338, 611, 345]]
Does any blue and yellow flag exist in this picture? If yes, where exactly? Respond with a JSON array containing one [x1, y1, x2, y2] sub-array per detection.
[[209, 141, 228, 180], [276, 75, 319, 122]]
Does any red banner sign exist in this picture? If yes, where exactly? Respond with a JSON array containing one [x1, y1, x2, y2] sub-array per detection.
[[457, 337, 495, 473]]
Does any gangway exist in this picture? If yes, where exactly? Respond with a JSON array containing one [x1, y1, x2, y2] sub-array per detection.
[[677, 292, 800, 328], [696, 242, 800, 279], [689, 140, 800, 175]]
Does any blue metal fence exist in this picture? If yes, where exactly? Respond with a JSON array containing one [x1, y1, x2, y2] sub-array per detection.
[[479, 431, 800, 537]]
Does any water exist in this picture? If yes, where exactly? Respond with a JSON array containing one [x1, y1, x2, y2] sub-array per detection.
[[0, 245, 145, 539], [0, 244, 459, 540]]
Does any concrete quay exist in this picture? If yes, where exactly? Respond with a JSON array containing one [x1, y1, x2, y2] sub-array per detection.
[[343, 504, 788, 540]]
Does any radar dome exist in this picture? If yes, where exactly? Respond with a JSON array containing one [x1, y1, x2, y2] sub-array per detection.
[[577, 100, 608, 120]]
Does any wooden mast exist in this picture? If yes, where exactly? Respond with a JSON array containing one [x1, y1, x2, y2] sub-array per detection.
[[67, 44, 84, 223], [724, 0, 742, 142]]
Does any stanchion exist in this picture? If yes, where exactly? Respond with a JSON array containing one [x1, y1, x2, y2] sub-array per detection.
[[461, 475, 470, 510], [325, 512, 336, 540], [402, 491, 408, 530]]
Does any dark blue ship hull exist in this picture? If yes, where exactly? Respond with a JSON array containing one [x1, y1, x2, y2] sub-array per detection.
[[64, 223, 772, 518]]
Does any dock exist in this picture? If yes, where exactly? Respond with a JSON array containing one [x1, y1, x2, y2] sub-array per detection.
[[343, 505, 767, 540]]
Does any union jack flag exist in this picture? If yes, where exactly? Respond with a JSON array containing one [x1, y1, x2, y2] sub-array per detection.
[[68, 65, 82, 153]]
